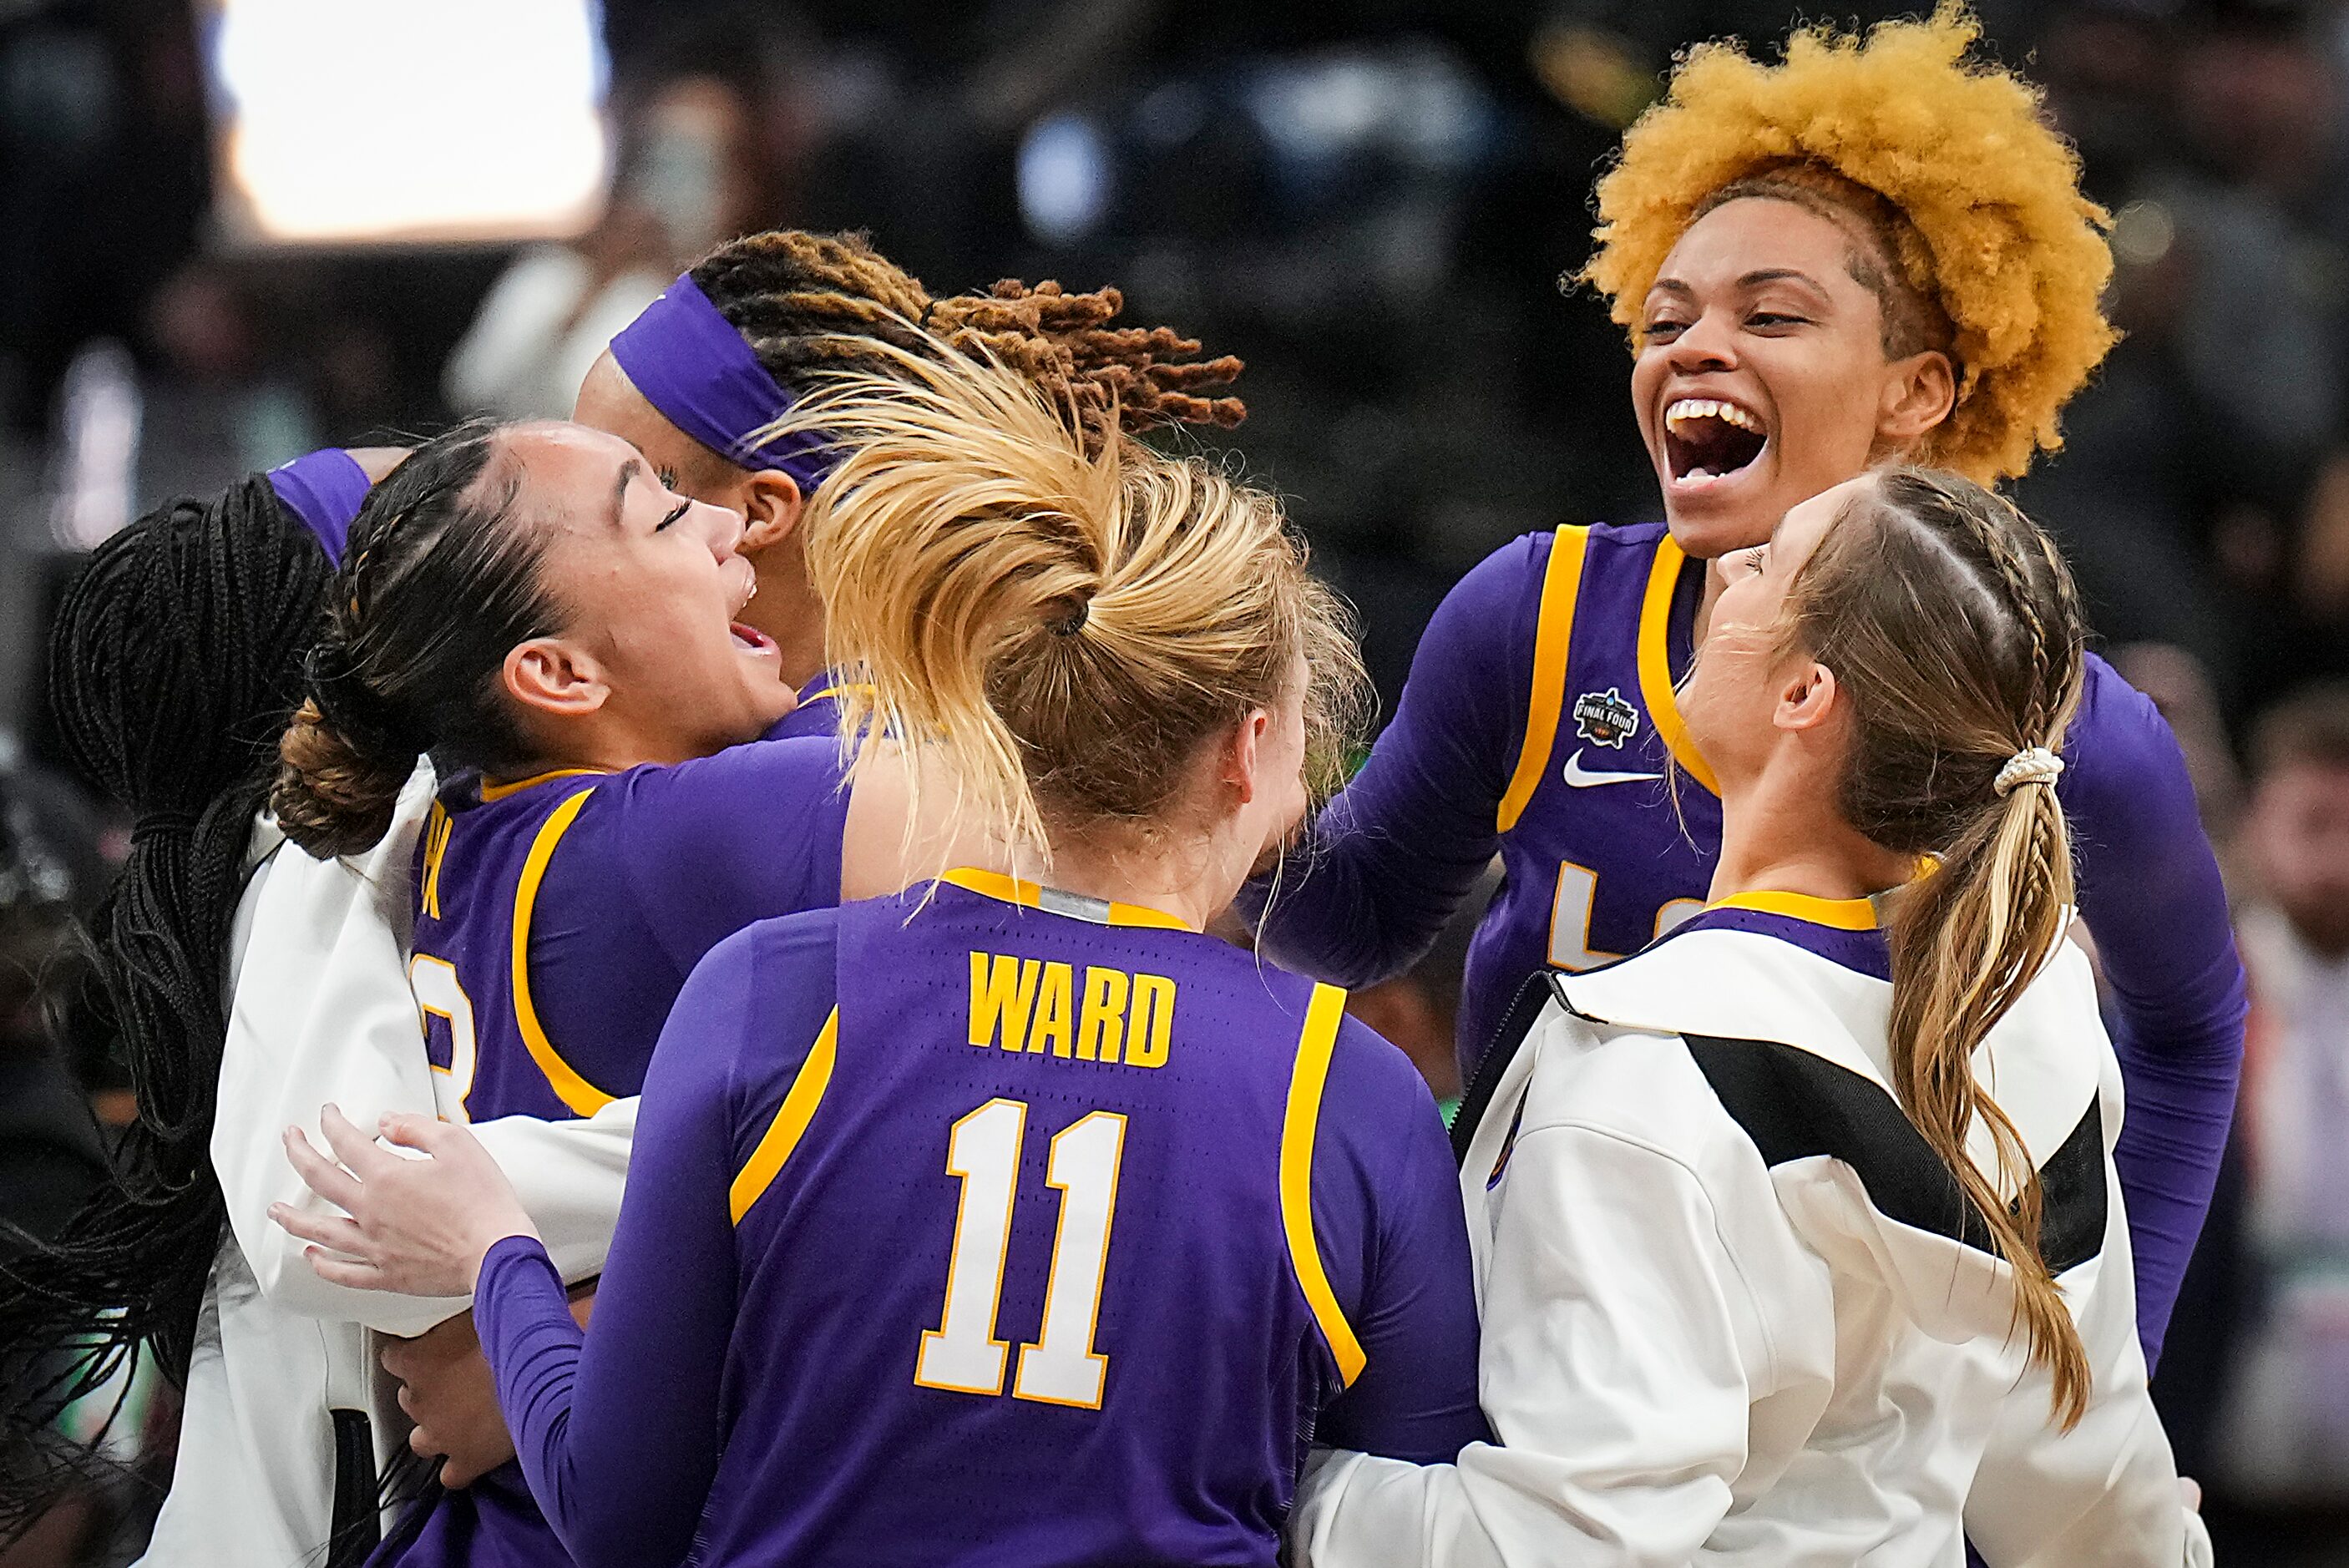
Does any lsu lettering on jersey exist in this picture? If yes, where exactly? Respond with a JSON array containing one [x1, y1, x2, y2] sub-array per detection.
[[385, 740, 852, 1568], [469, 873, 1486, 1568]]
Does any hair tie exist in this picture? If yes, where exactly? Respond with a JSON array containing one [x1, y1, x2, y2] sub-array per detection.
[[1994, 746, 2063, 797], [1050, 600, 1089, 637]]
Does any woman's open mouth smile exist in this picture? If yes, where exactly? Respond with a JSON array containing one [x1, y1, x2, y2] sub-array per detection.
[[1662, 397, 1769, 493]]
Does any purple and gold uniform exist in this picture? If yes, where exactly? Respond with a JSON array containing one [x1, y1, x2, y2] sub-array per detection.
[[470, 872, 1486, 1568], [1253, 520, 2245, 1363], [762, 670, 858, 743], [382, 738, 853, 1568]]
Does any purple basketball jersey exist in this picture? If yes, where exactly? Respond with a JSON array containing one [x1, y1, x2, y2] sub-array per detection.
[[467, 870, 1483, 1568], [1465, 522, 1718, 1075], [384, 740, 853, 1568], [411, 771, 615, 1125], [711, 878, 1401, 1562]]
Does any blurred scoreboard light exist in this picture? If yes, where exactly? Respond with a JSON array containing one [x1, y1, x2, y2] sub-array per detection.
[[202, 0, 611, 245]]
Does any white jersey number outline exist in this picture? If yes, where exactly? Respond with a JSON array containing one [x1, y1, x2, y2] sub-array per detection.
[[408, 953, 477, 1122], [915, 1100, 1127, 1409]]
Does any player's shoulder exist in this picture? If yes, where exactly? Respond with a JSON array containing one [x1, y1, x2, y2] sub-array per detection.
[[699, 904, 844, 985], [613, 734, 849, 807], [2061, 652, 2190, 801], [1314, 1005, 1447, 1152], [1469, 518, 1663, 579], [1426, 519, 1661, 668], [678, 908, 845, 1085], [2071, 652, 2169, 751]]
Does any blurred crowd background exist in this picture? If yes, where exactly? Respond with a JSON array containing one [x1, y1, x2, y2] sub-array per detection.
[[6, 0, 2349, 1562]]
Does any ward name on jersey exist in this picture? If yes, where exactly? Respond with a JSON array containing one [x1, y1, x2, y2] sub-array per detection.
[[467, 873, 1488, 1568]]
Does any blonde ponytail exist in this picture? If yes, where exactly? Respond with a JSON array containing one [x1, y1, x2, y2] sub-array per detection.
[[1787, 466, 2092, 1427], [772, 336, 1366, 862], [1883, 726, 2088, 1426]]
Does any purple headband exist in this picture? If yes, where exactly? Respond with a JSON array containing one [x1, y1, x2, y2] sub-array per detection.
[[608, 272, 837, 493]]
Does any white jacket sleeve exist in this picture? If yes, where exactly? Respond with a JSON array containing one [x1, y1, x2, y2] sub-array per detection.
[[1293, 1124, 1781, 1568], [216, 766, 632, 1338], [1964, 1229, 2209, 1566]]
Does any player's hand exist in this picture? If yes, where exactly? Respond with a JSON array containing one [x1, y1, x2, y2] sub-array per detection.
[[381, 1313, 515, 1489], [345, 447, 412, 484], [270, 1105, 538, 1297]]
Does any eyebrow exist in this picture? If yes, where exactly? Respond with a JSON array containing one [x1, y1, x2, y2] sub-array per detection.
[[1738, 267, 1827, 292], [609, 458, 641, 534], [1648, 268, 1830, 298]]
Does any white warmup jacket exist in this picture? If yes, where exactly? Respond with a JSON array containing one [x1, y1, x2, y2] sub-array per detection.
[[1293, 897, 2210, 1568], [136, 764, 638, 1568]]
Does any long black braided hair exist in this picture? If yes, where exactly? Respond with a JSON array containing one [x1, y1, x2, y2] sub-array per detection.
[[0, 472, 334, 1535]]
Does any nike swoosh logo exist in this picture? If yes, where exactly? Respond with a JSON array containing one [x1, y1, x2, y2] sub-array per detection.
[[1562, 750, 1663, 788]]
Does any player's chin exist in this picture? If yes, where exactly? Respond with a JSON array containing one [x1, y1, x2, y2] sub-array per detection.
[[1658, 468, 1780, 560]]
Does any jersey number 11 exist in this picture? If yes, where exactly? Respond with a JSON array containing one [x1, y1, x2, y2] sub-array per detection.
[[914, 1099, 1127, 1409]]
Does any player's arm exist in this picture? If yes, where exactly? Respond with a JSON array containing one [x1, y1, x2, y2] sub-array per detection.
[[604, 735, 855, 978], [1309, 1024, 1487, 1462], [1243, 536, 1541, 988], [2058, 654, 2246, 1365], [472, 926, 819, 1568], [1293, 1122, 1776, 1568]]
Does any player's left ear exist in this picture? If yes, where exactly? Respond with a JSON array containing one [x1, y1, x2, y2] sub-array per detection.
[[502, 637, 611, 722], [1219, 707, 1272, 807], [1773, 660, 1840, 735], [1876, 348, 1957, 450], [739, 471, 805, 555]]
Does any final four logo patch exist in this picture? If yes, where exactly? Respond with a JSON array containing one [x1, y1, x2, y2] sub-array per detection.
[[1571, 687, 1640, 749]]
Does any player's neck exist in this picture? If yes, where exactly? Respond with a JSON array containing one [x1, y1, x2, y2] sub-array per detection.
[[507, 709, 719, 777], [741, 558, 828, 690], [1038, 831, 1233, 933], [1710, 763, 1911, 908]]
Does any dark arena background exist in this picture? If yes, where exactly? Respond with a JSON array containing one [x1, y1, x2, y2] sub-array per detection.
[[3, 0, 2347, 1563]]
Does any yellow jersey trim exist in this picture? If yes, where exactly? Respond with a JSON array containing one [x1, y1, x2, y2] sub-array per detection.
[[1280, 983, 1367, 1387], [419, 802, 453, 922], [1497, 526, 1590, 832], [1710, 888, 1881, 931], [510, 787, 615, 1115], [730, 1007, 839, 1224], [479, 766, 613, 804], [940, 867, 1195, 932], [1636, 537, 1720, 797]]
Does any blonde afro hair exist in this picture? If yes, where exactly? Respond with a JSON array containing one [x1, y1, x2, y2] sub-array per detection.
[[1579, 4, 2116, 483]]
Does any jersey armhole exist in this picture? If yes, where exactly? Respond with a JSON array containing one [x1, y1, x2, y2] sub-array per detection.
[[1279, 981, 1369, 1386]]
